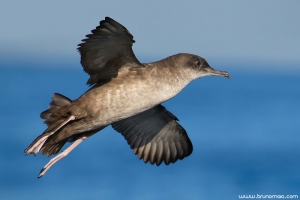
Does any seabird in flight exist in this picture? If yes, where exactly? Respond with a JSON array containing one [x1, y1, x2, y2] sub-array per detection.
[[24, 17, 230, 178]]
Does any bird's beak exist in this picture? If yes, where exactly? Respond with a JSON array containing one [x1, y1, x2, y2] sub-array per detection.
[[212, 69, 230, 79], [204, 66, 230, 79]]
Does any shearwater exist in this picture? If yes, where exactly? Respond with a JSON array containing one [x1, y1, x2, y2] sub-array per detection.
[[25, 17, 230, 178]]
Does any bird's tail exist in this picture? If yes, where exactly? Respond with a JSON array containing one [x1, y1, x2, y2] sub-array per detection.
[[24, 93, 74, 156], [40, 93, 72, 122]]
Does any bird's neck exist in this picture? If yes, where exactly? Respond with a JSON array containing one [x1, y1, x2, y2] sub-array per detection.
[[144, 63, 194, 98]]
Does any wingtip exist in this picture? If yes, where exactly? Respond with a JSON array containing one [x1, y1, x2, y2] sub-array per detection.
[[102, 16, 114, 24], [105, 16, 112, 20]]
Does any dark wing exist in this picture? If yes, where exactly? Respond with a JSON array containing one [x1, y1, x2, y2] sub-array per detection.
[[78, 17, 143, 85], [112, 105, 193, 165]]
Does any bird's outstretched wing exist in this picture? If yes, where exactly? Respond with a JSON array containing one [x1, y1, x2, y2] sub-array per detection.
[[112, 105, 193, 165], [78, 17, 143, 85]]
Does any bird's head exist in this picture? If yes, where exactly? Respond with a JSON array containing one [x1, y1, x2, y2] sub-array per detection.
[[171, 53, 230, 80]]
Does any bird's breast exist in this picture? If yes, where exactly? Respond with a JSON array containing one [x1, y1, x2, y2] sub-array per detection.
[[76, 69, 190, 127]]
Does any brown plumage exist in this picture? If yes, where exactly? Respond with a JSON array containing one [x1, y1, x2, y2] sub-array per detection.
[[24, 17, 230, 178]]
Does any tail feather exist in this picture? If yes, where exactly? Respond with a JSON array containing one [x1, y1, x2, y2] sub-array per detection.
[[25, 93, 73, 155], [41, 139, 68, 156], [41, 93, 72, 120]]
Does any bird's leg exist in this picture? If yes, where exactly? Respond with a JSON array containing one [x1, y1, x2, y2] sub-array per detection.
[[38, 136, 87, 178], [25, 115, 76, 155]]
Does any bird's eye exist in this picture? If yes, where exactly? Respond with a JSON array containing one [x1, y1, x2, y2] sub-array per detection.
[[196, 61, 200, 66]]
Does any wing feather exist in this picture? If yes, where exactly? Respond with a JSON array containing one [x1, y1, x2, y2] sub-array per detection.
[[78, 17, 143, 85], [112, 105, 193, 165]]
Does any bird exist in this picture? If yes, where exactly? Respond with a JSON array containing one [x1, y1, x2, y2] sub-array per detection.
[[24, 17, 230, 178]]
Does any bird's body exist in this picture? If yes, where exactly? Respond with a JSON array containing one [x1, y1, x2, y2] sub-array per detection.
[[25, 17, 230, 178], [46, 55, 195, 142], [76, 59, 190, 125]]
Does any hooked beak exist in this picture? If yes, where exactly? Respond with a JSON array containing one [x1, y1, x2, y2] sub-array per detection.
[[203, 65, 230, 79], [211, 69, 230, 79]]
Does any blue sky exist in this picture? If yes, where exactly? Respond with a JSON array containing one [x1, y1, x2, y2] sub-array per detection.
[[1, 0, 300, 70]]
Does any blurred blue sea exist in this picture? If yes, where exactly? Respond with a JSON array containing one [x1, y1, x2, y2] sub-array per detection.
[[0, 60, 299, 199]]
